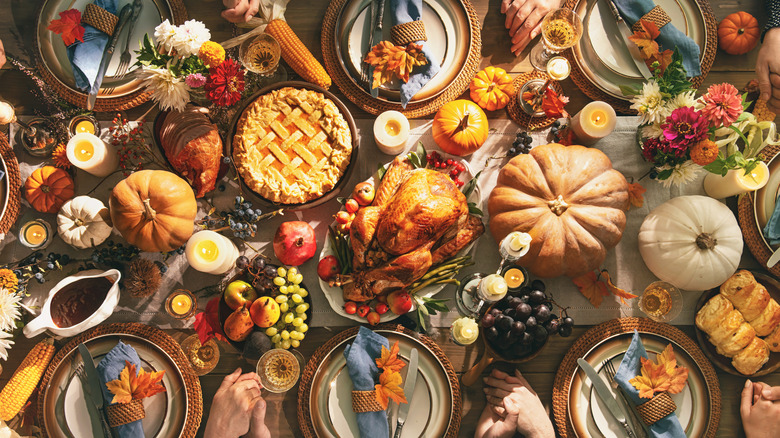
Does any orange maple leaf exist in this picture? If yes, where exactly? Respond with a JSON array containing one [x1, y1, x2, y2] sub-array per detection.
[[105, 361, 166, 404], [47, 9, 85, 46], [540, 88, 569, 119], [656, 344, 689, 394], [374, 369, 407, 410], [572, 271, 609, 308], [627, 19, 660, 60], [649, 49, 674, 73], [627, 182, 646, 209], [375, 341, 406, 373], [364, 42, 427, 89], [629, 344, 689, 399], [600, 270, 638, 305]]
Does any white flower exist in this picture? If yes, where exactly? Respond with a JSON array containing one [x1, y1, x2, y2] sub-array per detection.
[[642, 123, 664, 139], [154, 20, 178, 54], [631, 80, 667, 125], [171, 20, 211, 57], [0, 331, 13, 362], [666, 90, 697, 111], [136, 66, 191, 112], [0, 290, 20, 333], [658, 161, 700, 188]]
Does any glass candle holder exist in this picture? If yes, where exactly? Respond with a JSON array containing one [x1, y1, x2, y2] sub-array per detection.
[[638, 281, 682, 322], [451, 317, 479, 346], [165, 289, 197, 319], [501, 265, 529, 293], [68, 114, 100, 137], [19, 219, 53, 250]]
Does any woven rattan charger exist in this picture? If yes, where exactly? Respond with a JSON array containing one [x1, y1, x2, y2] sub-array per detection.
[[505, 70, 563, 131], [551, 317, 720, 438], [0, 132, 21, 235]]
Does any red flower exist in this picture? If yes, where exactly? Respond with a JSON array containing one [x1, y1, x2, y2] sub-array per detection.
[[205, 59, 245, 107]]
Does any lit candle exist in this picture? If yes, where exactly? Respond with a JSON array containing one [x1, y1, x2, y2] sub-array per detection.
[[373, 111, 410, 155], [66, 133, 119, 177], [478, 273, 508, 302], [19, 219, 52, 249], [185, 230, 240, 275], [0, 101, 15, 125], [451, 317, 479, 346], [499, 231, 532, 261], [166, 289, 197, 319], [570, 101, 617, 145], [546, 56, 571, 81], [504, 268, 526, 289], [703, 162, 770, 199]]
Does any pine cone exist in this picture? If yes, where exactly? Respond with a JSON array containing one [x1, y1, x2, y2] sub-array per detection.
[[123, 258, 162, 298]]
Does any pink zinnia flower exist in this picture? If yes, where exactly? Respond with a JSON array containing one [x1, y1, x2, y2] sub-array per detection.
[[205, 59, 245, 107], [185, 73, 206, 88], [701, 83, 743, 127], [661, 107, 707, 150]]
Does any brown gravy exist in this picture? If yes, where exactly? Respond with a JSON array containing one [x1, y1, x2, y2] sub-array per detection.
[[50, 277, 112, 328]]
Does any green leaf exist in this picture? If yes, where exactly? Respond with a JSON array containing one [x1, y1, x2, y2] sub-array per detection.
[[424, 300, 449, 313], [656, 168, 673, 180], [408, 152, 421, 169], [416, 142, 427, 167], [461, 170, 482, 198], [468, 203, 483, 216], [377, 163, 387, 181], [416, 306, 428, 332], [619, 85, 641, 96]]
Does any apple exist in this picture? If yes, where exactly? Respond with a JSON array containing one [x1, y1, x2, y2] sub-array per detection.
[[345, 198, 359, 213], [387, 290, 413, 315], [356, 304, 370, 318], [366, 311, 380, 326], [318, 255, 340, 282], [250, 296, 281, 328], [375, 303, 389, 315], [344, 301, 357, 314], [273, 221, 316, 266], [352, 182, 375, 206], [224, 280, 258, 310]]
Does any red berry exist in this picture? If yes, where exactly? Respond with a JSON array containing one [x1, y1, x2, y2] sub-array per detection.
[[446, 159, 453, 165], [376, 303, 389, 315], [344, 301, 357, 314], [357, 304, 370, 318], [450, 169, 459, 177]]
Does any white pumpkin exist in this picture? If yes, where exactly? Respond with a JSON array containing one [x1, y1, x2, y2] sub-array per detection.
[[638, 195, 743, 291], [57, 196, 113, 249]]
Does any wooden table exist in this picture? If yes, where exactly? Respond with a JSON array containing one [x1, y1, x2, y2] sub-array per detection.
[[0, 0, 777, 437]]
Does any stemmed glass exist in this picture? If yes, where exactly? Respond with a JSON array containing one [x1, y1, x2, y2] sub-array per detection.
[[0, 99, 61, 156], [529, 8, 583, 72]]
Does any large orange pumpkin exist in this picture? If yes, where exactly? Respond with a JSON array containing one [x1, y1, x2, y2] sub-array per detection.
[[488, 144, 629, 278], [432, 99, 489, 156], [109, 170, 197, 252], [469, 67, 514, 111], [718, 12, 759, 55], [24, 166, 75, 213]]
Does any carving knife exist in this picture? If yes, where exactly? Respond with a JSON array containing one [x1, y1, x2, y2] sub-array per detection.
[[393, 348, 418, 438], [603, 0, 653, 79], [768, 247, 780, 268], [577, 358, 637, 438], [87, 3, 134, 110], [78, 344, 114, 438]]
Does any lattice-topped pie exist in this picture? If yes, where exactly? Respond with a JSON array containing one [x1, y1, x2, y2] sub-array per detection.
[[232, 87, 353, 204]]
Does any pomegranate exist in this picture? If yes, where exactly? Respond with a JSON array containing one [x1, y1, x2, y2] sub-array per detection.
[[273, 221, 316, 266]]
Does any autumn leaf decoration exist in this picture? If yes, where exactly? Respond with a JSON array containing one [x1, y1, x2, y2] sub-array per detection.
[[47, 9, 85, 46], [629, 344, 690, 399], [628, 19, 674, 73], [572, 269, 638, 308], [628, 182, 647, 209], [105, 361, 166, 404], [363, 42, 427, 89], [522, 87, 570, 119], [373, 341, 408, 410]]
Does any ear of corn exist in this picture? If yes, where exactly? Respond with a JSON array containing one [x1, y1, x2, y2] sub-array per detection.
[[265, 19, 332, 89], [0, 338, 55, 421]]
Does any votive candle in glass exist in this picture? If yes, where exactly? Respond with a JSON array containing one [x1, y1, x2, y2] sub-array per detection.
[[374, 111, 410, 155], [570, 101, 617, 145], [185, 230, 240, 275], [165, 289, 197, 319], [68, 114, 99, 136], [19, 219, 52, 250], [66, 132, 119, 177], [703, 162, 770, 199]]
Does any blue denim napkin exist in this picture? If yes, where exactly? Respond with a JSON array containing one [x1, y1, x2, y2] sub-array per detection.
[[390, 0, 441, 107], [96, 341, 144, 438], [612, 0, 701, 76], [615, 330, 685, 438], [66, 0, 117, 94], [763, 200, 780, 245], [343, 326, 389, 438]]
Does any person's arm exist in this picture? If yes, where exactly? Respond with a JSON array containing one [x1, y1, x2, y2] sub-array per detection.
[[222, 0, 260, 23], [501, 0, 563, 55], [203, 369, 264, 438], [478, 369, 555, 438], [758, 0, 780, 112], [741, 379, 780, 438]]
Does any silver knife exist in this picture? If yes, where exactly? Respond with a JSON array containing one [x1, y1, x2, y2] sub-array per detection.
[[87, 4, 134, 110], [603, 0, 653, 79], [78, 344, 114, 438], [577, 359, 637, 438], [393, 348, 418, 438], [768, 247, 780, 268]]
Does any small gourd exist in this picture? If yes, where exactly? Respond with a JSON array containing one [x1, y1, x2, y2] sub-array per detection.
[[469, 67, 514, 111], [432, 99, 489, 156], [718, 12, 760, 55], [57, 196, 113, 249], [24, 166, 75, 214]]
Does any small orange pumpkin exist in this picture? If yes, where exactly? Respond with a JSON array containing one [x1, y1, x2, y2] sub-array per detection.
[[24, 166, 75, 213], [718, 12, 759, 55], [432, 99, 489, 156], [469, 66, 514, 111]]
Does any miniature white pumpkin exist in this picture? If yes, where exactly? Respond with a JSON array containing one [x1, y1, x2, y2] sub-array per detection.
[[638, 195, 743, 291], [57, 196, 113, 249]]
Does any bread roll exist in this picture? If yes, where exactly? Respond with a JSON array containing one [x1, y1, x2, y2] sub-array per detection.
[[696, 295, 734, 334], [721, 270, 756, 300], [732, 337, 770, 375], [718, 323, 756, 356], [732, 282, 771, 321], [765, 325, 780, 352], [750, 299, 780, 336], [709, 310, 745, 345]]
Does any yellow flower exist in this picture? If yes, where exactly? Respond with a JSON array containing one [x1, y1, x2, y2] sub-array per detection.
[[52, 143, 71, 169], [0, 270, 18, 294], [198, 41, 226, 69]]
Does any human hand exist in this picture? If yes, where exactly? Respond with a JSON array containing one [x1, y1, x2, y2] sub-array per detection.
[[481, 369, 555, 438], [501, 0, 563, 56], [203, 368, 264, 438], [246, 396, 272, 438], [474, 395, 524, 438], [222, 0, 260, 23], [741, 379, 780, 438], [757, 27, 780, 113], [0, 40, 6, 69]]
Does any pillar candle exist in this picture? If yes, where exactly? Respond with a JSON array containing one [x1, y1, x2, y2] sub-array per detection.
[[185, 230, 240, 275], [373, 111, 410, 155], [703, 162, 770, 199], [570, 101, 617, 145], [66, 133, 119, 177], [0, 101, 15, 125]]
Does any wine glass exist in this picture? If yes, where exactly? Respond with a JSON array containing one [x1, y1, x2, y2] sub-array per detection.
[[529, 8, 583, 72], [638, 281, 683, 322], [256, 348, 302, 393]]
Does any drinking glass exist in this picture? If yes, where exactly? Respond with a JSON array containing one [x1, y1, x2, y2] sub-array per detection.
[[239, 33, 281, 76], [256, 348, 301, 393], [638, 281, 683, 322], [529, 8, 583, 72]]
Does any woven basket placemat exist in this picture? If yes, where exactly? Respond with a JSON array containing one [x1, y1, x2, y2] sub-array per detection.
[[551, 317, 720, 438], [33, 0, 188, 112], [561, 0, 717, 114], [738, 142, 780, 278], [0, 132, 21, 234], [37, 323, 202, 438], [297, 324, 462, 437], [505, 70, 563, 131], [321, 0, 481, 118]]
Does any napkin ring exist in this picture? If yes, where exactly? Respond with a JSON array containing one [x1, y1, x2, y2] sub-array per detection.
[[631, 6, 672, 33], [352, 390, 384, 413], [391, 20, 427, 46], [82, 3, 119, 36], [636, 392, 676, 426], [106, 399, 146, 427]]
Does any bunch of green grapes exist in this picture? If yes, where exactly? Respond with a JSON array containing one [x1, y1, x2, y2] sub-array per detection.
[[264, 266, 310, 350]]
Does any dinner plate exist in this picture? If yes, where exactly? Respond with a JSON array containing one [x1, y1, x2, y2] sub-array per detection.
[[753, 148, 780, 250], [0, 153, 10, 227], [318, 152, 482, 323], [41, 333, 188, 438], [694, 271, 780, 377], [569, 331, 710, 438], [303, 327, 457, 437], [333, 0, 470, 103], [35, 0, 175, 106]]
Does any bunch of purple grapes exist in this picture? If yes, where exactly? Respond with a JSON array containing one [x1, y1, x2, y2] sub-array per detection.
[[480, 279, 574, 359]]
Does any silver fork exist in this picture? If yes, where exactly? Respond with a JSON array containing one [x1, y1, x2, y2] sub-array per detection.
[[603, 360, 648, 438], [114, 0, 143, 80]]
